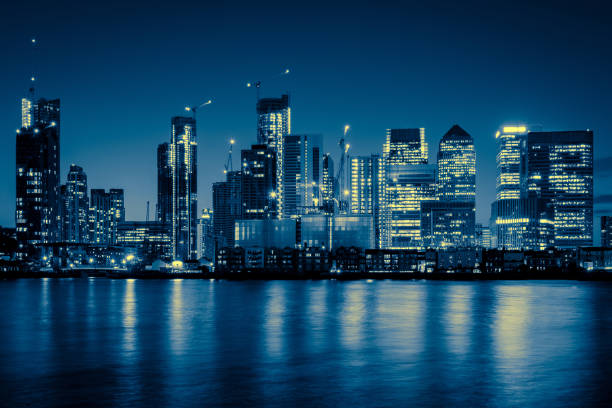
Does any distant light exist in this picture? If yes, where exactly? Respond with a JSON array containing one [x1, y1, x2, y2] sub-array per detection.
[[89, 258, 94, 263], [344, 124, 350, 134], [34, 128, 39, 133], [31, 38, 36, 44], [270, 191, 277, 198], [110, 259, 115, 264], [126, 254, 135, 261], [502, 126, 527, 133], [185, 106, 191, 111], [343, 189, 349, 196], [42, 256, 47, 261], [230, 139, 235, 144], [50, 121, 56, 127], [69, 263, 74, 268], [16, 129, 20, 134], [122, 259, 127, 264], [172, 260, 184, 269], [31, 76, 35, 82], [284, 69, 290, 74]]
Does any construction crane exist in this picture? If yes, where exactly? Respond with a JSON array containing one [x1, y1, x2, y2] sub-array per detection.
[[334, 125, 351, 213], [223, 139, 235, 174], [184, 99, 212, 120], [246, 68, 290, 100]]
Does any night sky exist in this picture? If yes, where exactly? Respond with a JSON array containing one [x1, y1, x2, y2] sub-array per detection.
[[1, 0, 611, 237]]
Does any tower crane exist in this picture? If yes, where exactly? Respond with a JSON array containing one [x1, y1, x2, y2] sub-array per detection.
[[246, 68, 290, 100], [334, 125, 351, 213], [184, 99, 212, 120], [223, 139, 235, 174]]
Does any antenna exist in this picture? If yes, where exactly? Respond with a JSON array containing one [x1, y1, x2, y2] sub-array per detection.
[[146, 201, 150, 223]]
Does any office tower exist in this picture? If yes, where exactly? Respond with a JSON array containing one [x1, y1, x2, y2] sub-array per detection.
[[602, 216, 612, 248], [15, 97, 60, 258], [170, 116, 197, 260], [197, 209, 215, 260], [63, 164, 89, 243], [89, 189, 110, 244], [257, 94, 291, 148], [281, 134, 322, 216], [429, 125, 476, 248], [380, 128, 430, 248], [350, 155, 381, 246], [241, 144, 277, 218], [437, 125, 476, 201], [213, 171, 242, 248], [321, 153, 335, 213], [116, 221, 172, 260], [383, 128, 428, 166], [527, 131, 594, 248], [491, 125, 529, 249], [157, 142, 172, 224], [89, 188, 125, 245], [384, 164, 437, 249], [109, 189, 125, 243], [257, 95, 291, 215], [420, 201, 475, 248]]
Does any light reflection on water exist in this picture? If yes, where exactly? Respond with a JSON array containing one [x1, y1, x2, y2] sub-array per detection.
[[0, 279, 610, 407]]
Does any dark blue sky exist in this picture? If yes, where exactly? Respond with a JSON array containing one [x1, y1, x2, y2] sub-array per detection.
[[1, 0, 611, 231]]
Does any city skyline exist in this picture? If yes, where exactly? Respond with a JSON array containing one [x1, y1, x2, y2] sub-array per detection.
[[2, 1, 611, 242]]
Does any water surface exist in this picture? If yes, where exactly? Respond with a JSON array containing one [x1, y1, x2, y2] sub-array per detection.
[[0, 279, 610, 407]]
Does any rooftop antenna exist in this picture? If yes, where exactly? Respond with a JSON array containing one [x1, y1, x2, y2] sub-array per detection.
[[146, 201, 150, 223], [29, 37, 37, 99], [224, 139, 235, 174]]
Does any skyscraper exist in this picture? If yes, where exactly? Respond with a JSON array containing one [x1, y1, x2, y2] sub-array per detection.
[[350, 155, 381, 246], [384, 164, 437, 249], [437, 125, 476, 201], [321, 153, 335, 213], [256, 95, 291, 215], [170, 116, 197, 260], [213, 171, 242, 248], [241, 144, 277, 218], [429, 125, 476, 248], [89, 188, 125, 244], [527, 130, 594, 248], [63, 164, 89, 243], [157, 142, 172, 224], [15, 97, 60, 258], [281, 134, 322, 216], [491, 125, 529, 249], [197, 208, 215, 260], [380, 128, 431, 248]]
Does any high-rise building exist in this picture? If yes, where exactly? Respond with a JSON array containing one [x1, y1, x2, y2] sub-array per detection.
[[63, 164, 89, 243], [475, 223, 492, 248], [241, 144, 277, 218], [420, 201, 475, 248], [89, 188, 125, 244], [281, 134, 322, 216], [350, 155, 381, 246], [321, 153, 335, 213], [384, 164, 437, 249], [89, 189, 110, 244], [197, 208, 215, 260], [15, 97, 60, 258], [116, 221, 171, 260], [437, 125, 476, 201], [156, 142, 172, 224], [380, 128, 431, 249], [430, 125, 477, 248], [212, 171, 242, 248], [257, 95, 291, 216], [491, 125, 529, 249], [170, 116, 197, 260], [527, 131, 594, 248], [601, 216, 612, 248]]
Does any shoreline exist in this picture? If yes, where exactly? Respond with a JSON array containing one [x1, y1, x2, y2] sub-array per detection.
[[2, 270, 612, 282]]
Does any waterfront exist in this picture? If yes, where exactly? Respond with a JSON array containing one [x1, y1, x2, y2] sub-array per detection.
[[0, 279, 610, 407]]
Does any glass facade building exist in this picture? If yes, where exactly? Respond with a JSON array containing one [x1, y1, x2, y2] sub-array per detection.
[[15, 97, 60, 258], [156, 142, 172, 224], [62, 164, 89, 243], [281, 134, 322, 216], [256, 95, 290, 216], [527, 130, 594, 248], [241, 144, 277, 219], [170, 116, 197, 260], [602, 216, 612, 248], [212, 171, 242, 248], [420, 201, 475, 248]]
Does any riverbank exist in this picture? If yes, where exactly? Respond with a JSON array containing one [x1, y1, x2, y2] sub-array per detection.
[[2, 269, 612, 281]]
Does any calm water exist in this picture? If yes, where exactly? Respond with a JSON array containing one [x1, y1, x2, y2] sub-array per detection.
[[0, 279, 610, 407]]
